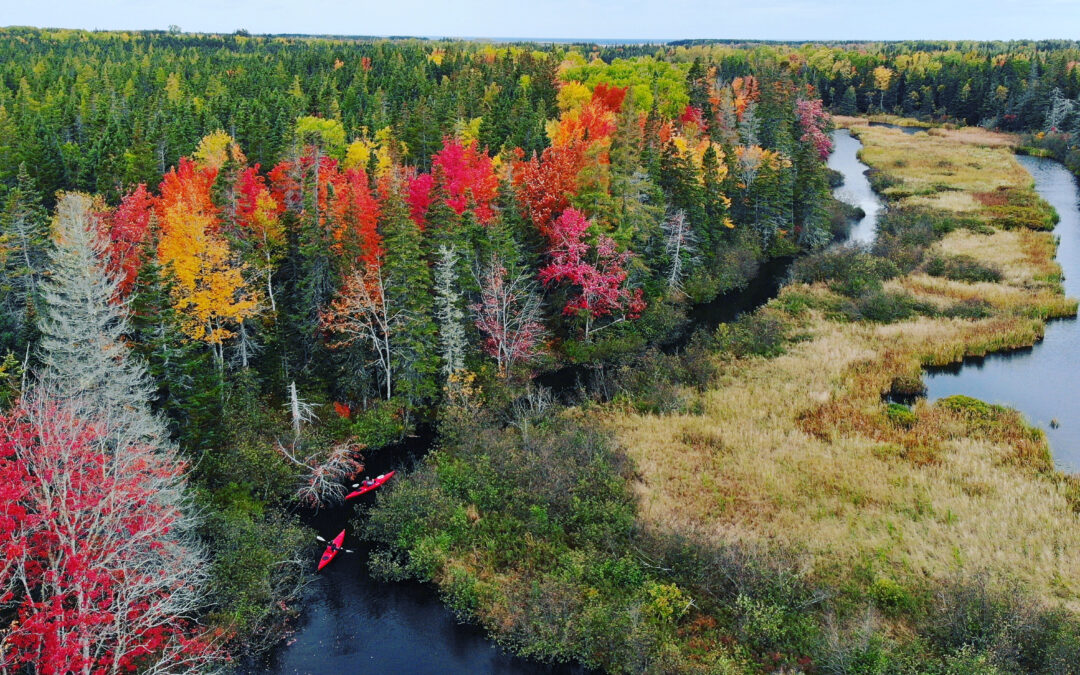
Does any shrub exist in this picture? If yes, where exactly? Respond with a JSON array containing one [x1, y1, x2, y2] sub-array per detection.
[[943, 299, 993, 319], [714, 309, 791, 358], [924, 254, 1003, 283], [884, 403, 917, 429], [827, 197, 867, 240], [843, 291, 932, 323], [890, 373, 926, 399], [790, 246, 900, 297], [925, 573, 1080, 673]]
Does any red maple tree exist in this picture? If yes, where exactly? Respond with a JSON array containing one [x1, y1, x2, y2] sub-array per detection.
[[0, 396, 220, 672], [407, 138, 499, 227], [103, 183, 154, 297], [538, 208, 645, 339]]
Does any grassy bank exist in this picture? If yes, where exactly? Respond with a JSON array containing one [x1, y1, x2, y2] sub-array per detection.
[[607, 123, 1080, 668]]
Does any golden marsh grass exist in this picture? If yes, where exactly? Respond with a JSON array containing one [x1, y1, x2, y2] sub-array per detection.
[[610, 119, 1080, 612]]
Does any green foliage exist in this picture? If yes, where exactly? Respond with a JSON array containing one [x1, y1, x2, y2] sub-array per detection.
[[199, 488, 309, 648], [560, 57, 690, 117], [884, 403, 917, 429], [842, 290, 933, 324], [714, 308, 792, 358], [925, 254, 1003, 283], [366, 404, 687, 672], [791, 246, 900, 297], [924, 573, 1080, 674]]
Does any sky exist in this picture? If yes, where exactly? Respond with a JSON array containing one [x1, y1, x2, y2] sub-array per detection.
[[3, 0, 1079, 41]]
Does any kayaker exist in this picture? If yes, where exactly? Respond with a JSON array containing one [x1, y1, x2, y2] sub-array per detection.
[[361, 477, 376, 488]]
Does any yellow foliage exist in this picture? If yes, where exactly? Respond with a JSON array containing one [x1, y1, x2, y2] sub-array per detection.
[[556, 80, 592, 113], [873, 65, 893, 91], [192, 130, 245, 171], [344, 138, 373, 171], [453, 117, 483, 145], [156, 165, 258, 346], [164, 72, 182, 103]]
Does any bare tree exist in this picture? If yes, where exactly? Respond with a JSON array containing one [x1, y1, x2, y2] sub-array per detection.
[[662, 210, 698, 293], [276, 381, 362, 508], [472, 255, 545, 376], [322, 265, 407, 399]]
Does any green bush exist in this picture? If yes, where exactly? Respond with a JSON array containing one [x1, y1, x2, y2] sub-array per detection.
[[350, 397, 409, 448], [790, 246, 900, 297], [925, 254, 1003, 283], [925, 573, 1080, 673], [885, 403, 917, 429], [890, 373, 927, 398], [943, 299, 994, 319], [843, 290, 932, 323], [714, 309, 791, 358]]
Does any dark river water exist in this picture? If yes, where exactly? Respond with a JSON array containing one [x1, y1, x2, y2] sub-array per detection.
[[240, 437, 589, 675], [924, 155, 1080, 471]]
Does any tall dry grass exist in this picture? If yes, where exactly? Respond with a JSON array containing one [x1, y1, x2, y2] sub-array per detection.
[[609, 118, 1080, 615]]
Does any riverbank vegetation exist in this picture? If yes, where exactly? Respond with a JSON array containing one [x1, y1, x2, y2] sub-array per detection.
[[0, 27, 843, 669], [3, 26, 1080, 672], [599, 121, 1080, 671]]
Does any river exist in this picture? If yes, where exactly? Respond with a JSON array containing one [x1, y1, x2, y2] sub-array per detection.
[[240, 433, 590, 675], [924, 155, 1080, 471], [240, 128, 883, 674], [828, 128, 884, 244]]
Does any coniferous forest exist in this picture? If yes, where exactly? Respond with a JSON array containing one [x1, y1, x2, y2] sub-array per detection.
[[3, 25, 1080, 673]]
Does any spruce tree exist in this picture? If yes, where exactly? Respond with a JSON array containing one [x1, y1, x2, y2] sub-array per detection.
[[380, 177, 439, 411], [0, 163, 48, 355]]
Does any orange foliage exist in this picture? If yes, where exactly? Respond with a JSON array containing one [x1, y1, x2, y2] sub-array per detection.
[[329, 167, 383, 269], [156, 158, 257, 345]]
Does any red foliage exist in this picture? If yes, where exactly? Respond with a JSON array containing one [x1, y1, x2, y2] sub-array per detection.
[[538, 208, 645, 336], [157, 158, 220, 233], [234, 166, 271, 227], [592, 82, 628, 114], [333, 401, 352, 420], [104, 184, 154, 297], [680, 105, 707, 131], [330, 167, 383, 268], [406, 171, 435, 227], [513, 145, 583, 237], [795, 98, 833, 160], [408, 139, 499, 227], [360, 56, 372, 71], [268, 153, 338, 221], [0, 398, 219, 671], [432, 139, 499, 223]]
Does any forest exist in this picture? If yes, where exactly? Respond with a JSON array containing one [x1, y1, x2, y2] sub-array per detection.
[[1, 26, 1080, 673]]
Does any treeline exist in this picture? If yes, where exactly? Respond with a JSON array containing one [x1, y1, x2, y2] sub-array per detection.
[[612, 39, 1080, 130], [0, 27, 838, 668]]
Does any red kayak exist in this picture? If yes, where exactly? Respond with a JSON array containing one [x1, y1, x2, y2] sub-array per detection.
[[345, 471, 395, 500], [317, 530, 346, 571]]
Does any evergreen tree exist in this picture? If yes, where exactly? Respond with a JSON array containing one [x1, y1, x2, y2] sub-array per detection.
[[380, 177, 439, 411], [0, 163, 48, 354]]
